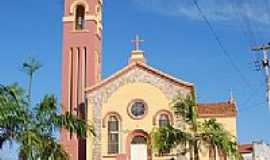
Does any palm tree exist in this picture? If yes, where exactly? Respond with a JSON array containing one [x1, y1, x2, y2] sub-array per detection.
[[170, 94, 199, 160], [151, 94, 240, 160], [198, 119, 241, 160], [151, 125, 191, 154], [0, 84, 94, 160], [22, 57, 42, 106], [0, 57, 94, 159], [151, 94, 197, 159]]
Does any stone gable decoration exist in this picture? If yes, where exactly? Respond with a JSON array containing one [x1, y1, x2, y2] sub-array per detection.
[[86, 62, 194, 160], [86, 64, 193, 103]]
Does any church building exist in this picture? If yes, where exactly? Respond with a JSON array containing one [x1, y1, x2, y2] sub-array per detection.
[[60, 0, 237, 160]]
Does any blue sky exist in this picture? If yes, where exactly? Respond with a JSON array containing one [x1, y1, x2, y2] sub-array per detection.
[[0, 0, 270, 159]]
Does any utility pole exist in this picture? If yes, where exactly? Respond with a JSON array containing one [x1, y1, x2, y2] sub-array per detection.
[[252, 43, 270, 109]]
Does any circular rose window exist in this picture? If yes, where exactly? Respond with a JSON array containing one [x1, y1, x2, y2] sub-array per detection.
[[128, 100, 147, 119]]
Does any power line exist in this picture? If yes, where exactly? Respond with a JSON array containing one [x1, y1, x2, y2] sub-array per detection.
[[230, 0, 258, 48], [191, 0, 251, 87], [228, 0, 270, 111], [250, 0, 269, 41], [238, 80, 264, 111]]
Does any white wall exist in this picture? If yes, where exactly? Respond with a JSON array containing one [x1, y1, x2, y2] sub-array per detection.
[[253, 141, 270, 160]]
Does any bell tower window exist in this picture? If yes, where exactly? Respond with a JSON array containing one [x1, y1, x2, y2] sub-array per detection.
[[75, 5, 85, 30]]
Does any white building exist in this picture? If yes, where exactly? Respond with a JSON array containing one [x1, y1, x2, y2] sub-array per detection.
[[239, 141, 270, 160]]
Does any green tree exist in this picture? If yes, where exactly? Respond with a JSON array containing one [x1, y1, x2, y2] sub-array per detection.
[[171, 94, 199, 160], [198, 119, 241, 160], [0, 84, 94, 160], [151, 94, 240, 160], [151, 125, 191, 152], [0, 57, 94, 160]]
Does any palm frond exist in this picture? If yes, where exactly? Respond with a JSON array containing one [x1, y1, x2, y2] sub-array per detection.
[[151, 125, 191, 153], [171, 94, 197, 128], [0, 83, 95, 159], [198, 119, 238, 159]]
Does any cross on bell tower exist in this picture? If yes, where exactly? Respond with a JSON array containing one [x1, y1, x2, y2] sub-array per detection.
[[131, 35, 144, 51]]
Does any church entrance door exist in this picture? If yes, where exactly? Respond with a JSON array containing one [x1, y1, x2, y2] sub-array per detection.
[[130, 136, 147, 160]]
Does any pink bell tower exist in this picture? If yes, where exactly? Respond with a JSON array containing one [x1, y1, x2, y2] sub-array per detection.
[[60, 0, 103, 159]]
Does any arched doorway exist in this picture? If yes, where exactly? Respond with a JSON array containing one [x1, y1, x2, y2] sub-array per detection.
[[127, 130, 152, 160], [131, 136, 147, 160]]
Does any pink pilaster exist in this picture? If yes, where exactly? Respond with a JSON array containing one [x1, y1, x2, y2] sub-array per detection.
[[60, 0, 103, 160]]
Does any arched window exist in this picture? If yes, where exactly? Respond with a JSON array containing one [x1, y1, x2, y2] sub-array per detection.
[[159, 114, 170, 128], [75, 5, 85, 30], [131, 136, 147, 144], [108, 116, 119, 154], [158, 114, 171, 155], [153, 110, 173, 126]]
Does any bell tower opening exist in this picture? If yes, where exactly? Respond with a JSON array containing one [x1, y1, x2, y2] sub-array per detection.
[[75, 5, 85, 30]]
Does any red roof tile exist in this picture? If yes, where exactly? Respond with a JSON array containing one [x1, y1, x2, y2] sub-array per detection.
[[197, 101, 237, 118], [238, 144, 253, 153]]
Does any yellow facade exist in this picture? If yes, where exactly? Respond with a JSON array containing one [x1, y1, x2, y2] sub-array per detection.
[[101, 82, 175, 159], [85, 52, 237, 160]]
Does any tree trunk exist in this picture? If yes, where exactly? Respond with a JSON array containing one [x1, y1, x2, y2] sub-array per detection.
[[28, 74, 32, 107], [193, 140, 199, 160]]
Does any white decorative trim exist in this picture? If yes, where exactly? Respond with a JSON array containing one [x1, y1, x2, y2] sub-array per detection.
[[70, 0, 89, 14], [99, 0, 103, 5], [85, 15, 97, 21], [85, 62, 194, 93], [63, 15, 97, 22], [63, 16, 74, 22], [95, 4, 103, 38]]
